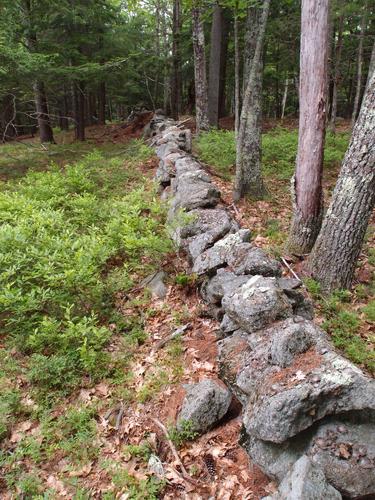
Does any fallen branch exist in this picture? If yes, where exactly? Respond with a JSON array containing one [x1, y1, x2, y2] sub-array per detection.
[[151, 417, 199, 486], [281, 257, 303, 284], [154, 323, 191, 351]]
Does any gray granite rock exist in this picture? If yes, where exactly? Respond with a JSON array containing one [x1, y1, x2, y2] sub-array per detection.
[[177, 380, 231, 434], [192, 230, 252, 275], [201, 269, 249, 305], [227, 244, 282, 277], [170, 174, 221, 213], [243, 353, 375, 443], [222, 276, 293, 334], [266, 455, 342, 500]]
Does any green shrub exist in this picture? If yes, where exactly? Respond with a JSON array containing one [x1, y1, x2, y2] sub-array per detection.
[[0, 150, 171, 393], [195, 129, 235, 179]]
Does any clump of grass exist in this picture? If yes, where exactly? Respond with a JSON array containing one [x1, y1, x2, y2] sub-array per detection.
[[168, 420, 198, 448]]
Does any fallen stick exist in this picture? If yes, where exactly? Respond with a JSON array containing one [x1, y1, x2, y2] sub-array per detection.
[[154, 323, 191, 351], [281, 257, 303, 284], [151, 417, 199, 486]]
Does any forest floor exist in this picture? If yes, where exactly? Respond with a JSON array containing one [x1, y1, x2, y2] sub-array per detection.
[[0, 118, 373, 499]]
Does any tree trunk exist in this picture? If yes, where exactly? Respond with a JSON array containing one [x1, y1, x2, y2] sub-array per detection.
[[208, 3, 223, 126], [351, 4, 367, 128], [330, 12, 344, 133], [287, 0, 329, 254], [365, 37, 375, 94], [97, 82, 106, 125], [281, 78, 289, 119], [74, 82, 85, 141], [234, 0, 270, 200], [33, 80, 55, 143], [218, 13, 229, 119], [171, 0, 181, 120], [234, 8, 240, 135], [192, 6, 210, 134], [308, 71, 375, 292]]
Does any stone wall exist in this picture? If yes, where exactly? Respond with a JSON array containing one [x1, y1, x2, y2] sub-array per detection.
[[148, 113, 375, 499]]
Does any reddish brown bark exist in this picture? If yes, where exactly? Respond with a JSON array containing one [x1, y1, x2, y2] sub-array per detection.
[[288, 0, 330, 254]]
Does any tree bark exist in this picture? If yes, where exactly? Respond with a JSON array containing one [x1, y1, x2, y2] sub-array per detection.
[[208, 3, 223, 127], [287, 0, 329, 254], [281, 77, 289, 119], [351, 4, 367, 128], [171, 0, 181, 120], [365, 37, 375, 94], [218, 13, 229, 119], [330, 12, 344, 133], [234, 0, 270, 200], [192, 6, 210, 134], [308, 71, 375, 292], [234, 8, 240, 135], [97, 82, 106, 125], [33, 81, 55, 143], [74, 82, 85, 141]]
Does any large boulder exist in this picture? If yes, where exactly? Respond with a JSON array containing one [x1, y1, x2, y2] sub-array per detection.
[[243, 352, 375, 443], [169, 172, 221, 213], [243, 418, 375, 499], [263, 455, 342, 500], [222, 276, 293, 334], [177, 380, 232, 434], [192, 230, 251, 275]]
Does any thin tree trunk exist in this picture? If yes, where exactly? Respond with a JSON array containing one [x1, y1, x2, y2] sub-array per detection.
[[281, 78, 289, 119], [74, 82, 85, 141], [330, 12, 344, 133], [97, 82, 106, 125], [171, 0, 181, 120], [33, 81, 55, 143], [192, 6, 210, 134], [234, 0, 270, 200], [218, 13, 229, 119], [308, 71, 375, 292], [287, 0, 329, 255], [365, 37, 375, 93], [234, 8, 240, 136], [208, 3, 223, 127], [351, 4, 367, 128]]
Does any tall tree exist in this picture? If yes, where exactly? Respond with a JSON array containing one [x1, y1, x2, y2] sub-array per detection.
[[330, 9, 344, 133], [351, 2, 367, 128], [192, 4, 210, 134], [234, 0, 270, 200], [208, 2, 224, 126], [287, 0, 330, 254], [171, 0, 181, 119], [308, 70, 375, 292]]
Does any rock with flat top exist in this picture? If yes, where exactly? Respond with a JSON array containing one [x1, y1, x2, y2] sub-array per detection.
[[201, 269, 249, 305], [177, 379, 231, 434], [227, 244, 282, 277]]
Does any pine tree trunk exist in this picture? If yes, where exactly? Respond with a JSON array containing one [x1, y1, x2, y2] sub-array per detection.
[[330, 13, 344, 133], [74, 82, 85, 141], [208, 3, 223, 127], [33, 80, 55, 143], [287, 0, 329, 254], [351, 4, 367, 128], [234, 9, 240, 136], [365, 38, 375, 94], [281, 78, 289, 119], [98, 82, 106, 125], [234, 0, 270, 200], [171, 0, 181, 120], [192, 6, 210, 134], [308, 72, 375, 292], [218, 14, 229, 119]]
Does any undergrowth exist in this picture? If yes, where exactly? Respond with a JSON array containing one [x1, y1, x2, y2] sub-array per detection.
[[195, 127, 349, 181], [305, 279, 375, 373]]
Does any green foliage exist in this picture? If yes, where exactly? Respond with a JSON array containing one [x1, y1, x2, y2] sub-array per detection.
[[123, 442, 152, 462], [363, 300, 375, 323], [195, 128, 349, 182], [304, 278, 322, 299], [0, 389, 23, 440], [0, 149, 171, 395], [168, 420, 198, 448], [195, 129, 236, 179]]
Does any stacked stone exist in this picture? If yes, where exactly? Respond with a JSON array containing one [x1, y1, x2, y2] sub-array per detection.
[[149, 114, 375, 499]]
